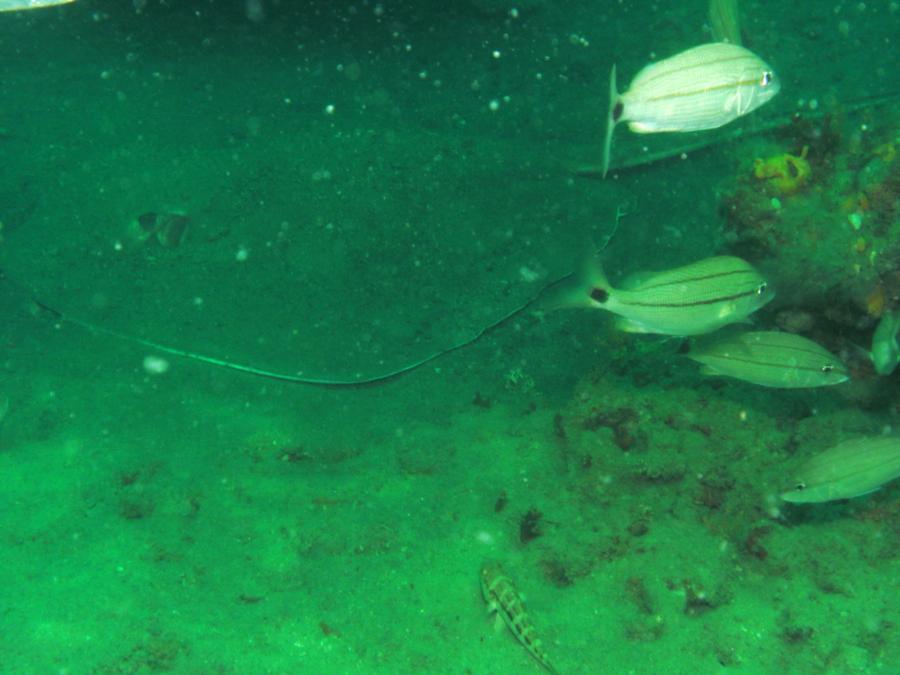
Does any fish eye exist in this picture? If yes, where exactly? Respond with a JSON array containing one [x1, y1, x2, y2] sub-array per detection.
[[756, 283, 768, 295], [821, 364, 834, 373], [794, 482, 806, 491], [760, 71, 773, 87]]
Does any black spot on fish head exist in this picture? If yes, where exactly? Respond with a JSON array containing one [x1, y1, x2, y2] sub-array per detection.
[[612, 101, 624, 122], [590, 288, 609, 303]]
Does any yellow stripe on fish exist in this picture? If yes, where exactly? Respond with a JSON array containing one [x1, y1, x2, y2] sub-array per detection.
[[601, 42, 780, 176], [781, 436, 900, 503], [688, 330, 850, 388], [557, 255, 772, 336], [480, 561, 558, 674]]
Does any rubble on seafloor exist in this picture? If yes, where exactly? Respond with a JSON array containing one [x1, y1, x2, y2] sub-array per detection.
[[718, 111, 899, 381]]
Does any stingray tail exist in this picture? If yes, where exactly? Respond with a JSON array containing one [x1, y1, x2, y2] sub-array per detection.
[[602, 64, 620, 179]]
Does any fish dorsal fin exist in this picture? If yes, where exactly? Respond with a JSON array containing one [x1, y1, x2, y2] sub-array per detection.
[[602, 64, 620, 178]]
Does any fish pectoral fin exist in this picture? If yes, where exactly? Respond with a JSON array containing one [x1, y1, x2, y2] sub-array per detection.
[[698, 364, 723, 376], [614, 317, 653, 334], [492, 613, 506, 633]]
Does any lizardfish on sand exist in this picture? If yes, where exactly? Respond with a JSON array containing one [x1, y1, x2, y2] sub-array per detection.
[[481, 561, 559, 674]]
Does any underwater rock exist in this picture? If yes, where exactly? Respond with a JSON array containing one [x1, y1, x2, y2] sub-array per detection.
[[720, 121, 899, 318], [774, 308, 816, 333]]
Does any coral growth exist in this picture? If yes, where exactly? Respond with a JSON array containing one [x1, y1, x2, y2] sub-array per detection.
[[752, 146, 811, 195], [715, 112, 900, 391]]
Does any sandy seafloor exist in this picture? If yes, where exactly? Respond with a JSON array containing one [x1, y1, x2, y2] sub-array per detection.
[[0, 1, 898, 673]]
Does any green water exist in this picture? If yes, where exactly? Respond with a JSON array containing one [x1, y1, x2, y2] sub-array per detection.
[[0, 1, 898, 673]]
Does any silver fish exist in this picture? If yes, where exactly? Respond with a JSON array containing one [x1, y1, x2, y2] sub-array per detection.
[[0, 0, 74, 10], [602, 42, 780, 177], [870, 308, 900, 375], [688, 330, 849, 388], [781, 436, 900, 503], [561, 255, 772, 336]]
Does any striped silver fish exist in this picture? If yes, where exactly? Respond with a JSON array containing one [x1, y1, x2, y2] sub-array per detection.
[[0, 0, 74, 10], [602, 42, 780, 177], [561, 255, 772, 336], [481, 561, 558, 674], [688, 330, 849, 388], [781, 436, 900, 503]]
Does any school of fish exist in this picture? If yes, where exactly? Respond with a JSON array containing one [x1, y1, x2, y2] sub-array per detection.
[[484, 1, 900, 671], [587, 3, 900, 510], [4, 0, 892, 670]]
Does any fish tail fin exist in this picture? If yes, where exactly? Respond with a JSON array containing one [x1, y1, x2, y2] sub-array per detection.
[[539, 251, 611, 312], [582, 253, 611, 298], [602, 64, 619, 179]]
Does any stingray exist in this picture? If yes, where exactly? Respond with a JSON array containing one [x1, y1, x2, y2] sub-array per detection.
[[5, 91, 897, 388], [2, 209, 627, 388]]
